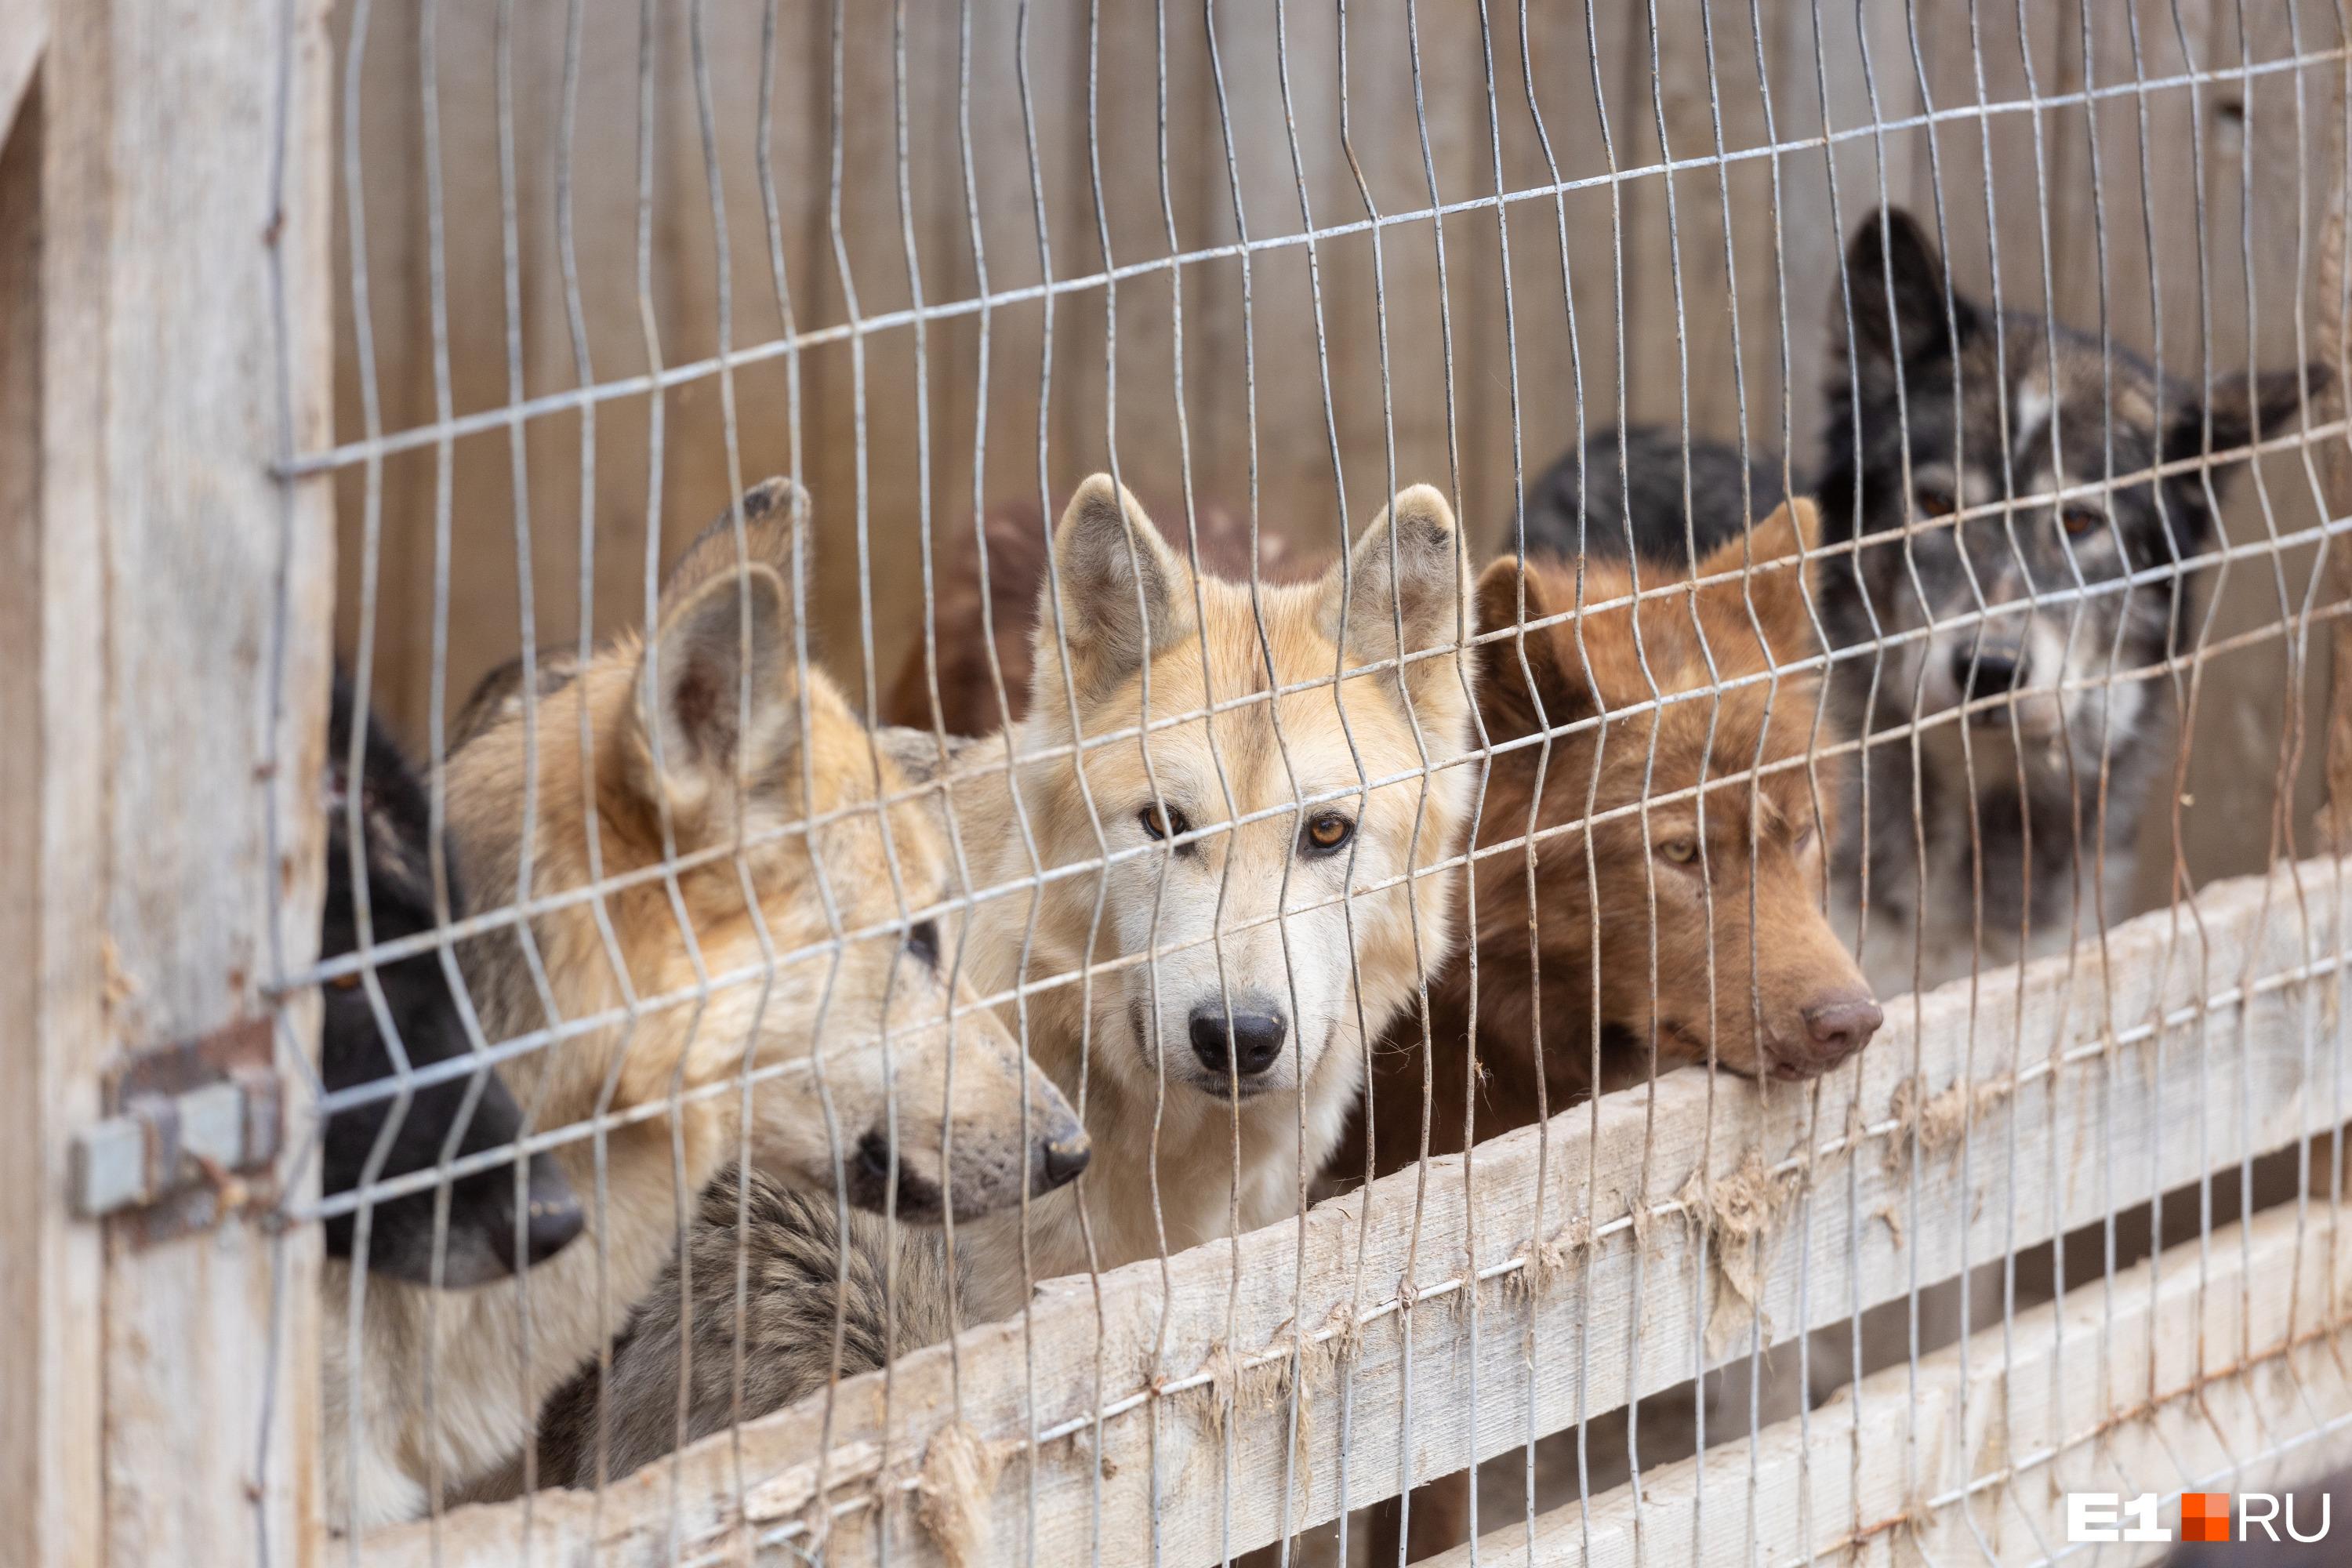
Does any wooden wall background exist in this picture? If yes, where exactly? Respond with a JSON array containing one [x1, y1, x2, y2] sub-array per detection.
[[329, 0, 2343, 920]]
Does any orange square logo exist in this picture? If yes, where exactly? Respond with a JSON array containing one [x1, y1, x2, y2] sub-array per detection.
[[2181, 1493, 2232, 1543]]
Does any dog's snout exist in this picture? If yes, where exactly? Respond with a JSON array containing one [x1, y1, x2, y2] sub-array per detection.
[[522, 1156, 586, 1265], [1799, 993, 1884, 1071], [1952, 643, 2027, 705], [1189, 1003, 1288, 1079]]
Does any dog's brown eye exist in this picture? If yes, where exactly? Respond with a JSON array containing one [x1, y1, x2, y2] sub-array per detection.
[[1658, 837, 1698, 866], [2061, 505, 2103, 538], [1301, 812, 1355, 855], [1139, 803, 1191, 842], [904, 919, 941, 970], [1915, 484, 1956, 519]]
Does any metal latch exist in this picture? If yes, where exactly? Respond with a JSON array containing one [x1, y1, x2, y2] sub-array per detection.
[[71, 1018, 281, 1241]]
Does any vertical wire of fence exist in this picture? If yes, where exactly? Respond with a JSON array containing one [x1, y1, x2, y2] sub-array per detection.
[[225, 3, 2352, 1566]]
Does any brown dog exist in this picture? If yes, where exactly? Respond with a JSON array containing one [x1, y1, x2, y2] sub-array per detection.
[[1363, 495, 1878, 1177], [1357, 496, 1882, 1559]]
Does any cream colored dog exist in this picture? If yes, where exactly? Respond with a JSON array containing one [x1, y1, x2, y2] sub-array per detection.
[[321, 479, 1084, 1528], [943, 475, 1479, 1319]]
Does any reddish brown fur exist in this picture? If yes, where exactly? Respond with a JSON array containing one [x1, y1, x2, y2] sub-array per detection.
[[1360, 498, 1874, 1181], [1355, 499, 1881, 1561]]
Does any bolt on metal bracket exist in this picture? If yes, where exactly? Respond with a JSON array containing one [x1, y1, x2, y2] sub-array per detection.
[[71, 1018, 281, 1241]]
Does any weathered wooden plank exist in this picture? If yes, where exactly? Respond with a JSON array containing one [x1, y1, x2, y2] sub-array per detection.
[[0, 78, 109, 1568], [1425, 1197, 2352, 1566], [0, 5, 38, 150], [358, 852, 2350, 1567], [38, 0, 339, 1560]]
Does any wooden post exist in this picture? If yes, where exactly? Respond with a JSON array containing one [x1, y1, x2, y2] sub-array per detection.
[[2320, 75, 2352, 846], [0, 0, 40, 150], [0, 76, 106, 1568], [4, 0, 337, 1562]]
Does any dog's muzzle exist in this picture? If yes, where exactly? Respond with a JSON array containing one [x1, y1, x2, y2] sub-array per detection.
[[1771, 990, 1885, 1078], [1951, 640, 2028, 716]]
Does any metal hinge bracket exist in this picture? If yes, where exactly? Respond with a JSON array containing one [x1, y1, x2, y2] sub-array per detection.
[[71, 1017, 281, 1242]]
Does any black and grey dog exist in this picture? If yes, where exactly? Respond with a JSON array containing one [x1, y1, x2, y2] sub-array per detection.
[[1520, 208, 2325, 998], [1520, 423, 1788, 567], [1815, 207, 2322, 994], [321, 677, 584, 1285]]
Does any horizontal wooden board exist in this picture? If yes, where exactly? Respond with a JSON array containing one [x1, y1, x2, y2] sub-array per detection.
[[1426, 1197, 2352, 1565], [360, 854, 2352, 1566]]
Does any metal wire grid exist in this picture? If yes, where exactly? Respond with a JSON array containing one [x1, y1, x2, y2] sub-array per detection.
[[274, 2, 2352, 1563]]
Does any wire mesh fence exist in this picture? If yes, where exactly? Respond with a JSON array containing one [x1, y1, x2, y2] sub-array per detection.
[[211, 0, 2352, 1563]]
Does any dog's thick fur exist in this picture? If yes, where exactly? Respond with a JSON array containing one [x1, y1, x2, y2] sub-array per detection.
[[1820, 206, 2327, 995], [322, 479, 1085, 1529], [1353, 497, 1881, 1563], [529, 1164, 957, 1488], [880, 492, 1299, 739], [1519, 423, 1789, 568], [931, 475, 1479, 1319], [1359, 496, 1878, 1179], [321, 677, 584, 1287], [532, 475, 1479, 1486]]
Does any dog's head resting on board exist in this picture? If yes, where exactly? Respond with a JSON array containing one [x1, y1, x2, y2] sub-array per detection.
[[1007, 474, 1478, 1123], [448, 477, 1087, 1225], [1473, 499, 1881, 1083]]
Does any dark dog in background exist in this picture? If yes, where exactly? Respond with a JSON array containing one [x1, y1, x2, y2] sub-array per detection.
[[1519, 423, 1788, 566], [1819, 206, 2326, 996], [321, 676, 585, 1286]]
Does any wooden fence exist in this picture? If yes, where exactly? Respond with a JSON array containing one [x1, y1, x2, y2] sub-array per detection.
[[2, 1, 336, 1564], [8, 2, 2352, 1563]]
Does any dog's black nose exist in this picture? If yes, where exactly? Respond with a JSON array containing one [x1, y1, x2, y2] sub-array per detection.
[[1952, 644, 2026, 702], [522, 1156, 585, 1265], [1038, 1134, 1091, 1192], [1189, 1004, 1288, 1079]]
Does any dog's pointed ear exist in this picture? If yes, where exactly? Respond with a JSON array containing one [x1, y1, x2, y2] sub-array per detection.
[[1472, 557, 1587, 740], [1696, 498, 1824, 666], [1323, 485, 1473, 723], [2165, 363, 2332, 481], [630, 556, 798, 832], [660, 476, 813, 604], [1842, 206, 1976, 368], [1035, 474, 1196, 711]]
